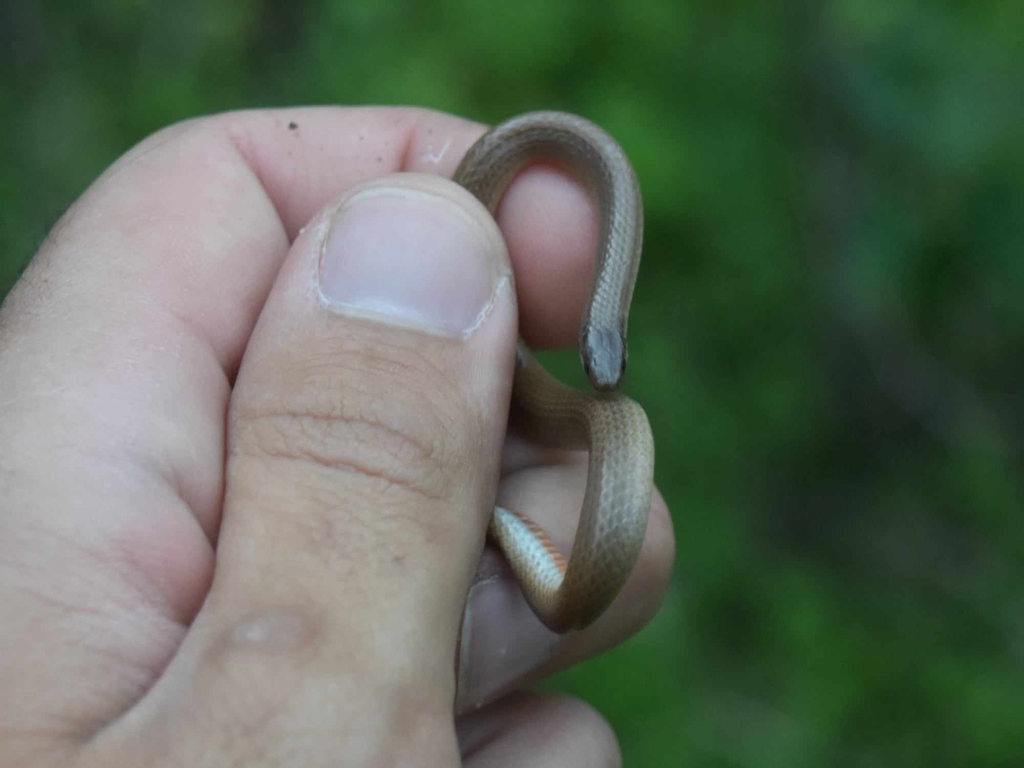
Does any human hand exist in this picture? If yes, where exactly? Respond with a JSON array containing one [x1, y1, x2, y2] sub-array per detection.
[[0, 107, 673, 767]]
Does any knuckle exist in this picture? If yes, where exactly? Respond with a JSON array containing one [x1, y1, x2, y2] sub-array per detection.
[[193, 609, 457, 765], [230, 340, 479, 506]]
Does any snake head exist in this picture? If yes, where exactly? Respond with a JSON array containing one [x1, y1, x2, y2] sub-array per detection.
[[582, 324, 626, 391]]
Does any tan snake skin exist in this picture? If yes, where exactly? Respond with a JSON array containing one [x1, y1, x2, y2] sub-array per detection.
[[454, 112, 655, 633]]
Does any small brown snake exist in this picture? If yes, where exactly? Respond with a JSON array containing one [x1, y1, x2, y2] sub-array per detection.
[[454, 112, 655, 633]]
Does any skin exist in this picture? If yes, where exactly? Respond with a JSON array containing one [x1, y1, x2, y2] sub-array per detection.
[[0, 106, 674, 768]]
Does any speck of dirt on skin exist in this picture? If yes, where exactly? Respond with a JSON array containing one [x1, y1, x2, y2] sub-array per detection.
[[288, 121, 298, 130]]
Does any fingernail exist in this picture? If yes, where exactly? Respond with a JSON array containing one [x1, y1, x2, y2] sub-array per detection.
[[455, 572, 566, 713], [318, 175, 509, 337]]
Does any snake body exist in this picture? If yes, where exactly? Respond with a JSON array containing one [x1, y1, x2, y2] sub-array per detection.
[[454, 112, 655, 634]]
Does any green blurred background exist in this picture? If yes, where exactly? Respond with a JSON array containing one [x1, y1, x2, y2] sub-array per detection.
[[3, 1, 1024, 765]]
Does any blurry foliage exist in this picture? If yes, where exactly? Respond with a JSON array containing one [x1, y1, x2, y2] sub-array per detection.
[[3, 0, 1024, 765]]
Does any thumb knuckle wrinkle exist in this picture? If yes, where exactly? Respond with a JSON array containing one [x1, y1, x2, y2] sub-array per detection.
[[230, 378, 467, 504]]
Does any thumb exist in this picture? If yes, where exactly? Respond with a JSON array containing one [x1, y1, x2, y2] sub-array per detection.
[[122, 174, 515, 765]]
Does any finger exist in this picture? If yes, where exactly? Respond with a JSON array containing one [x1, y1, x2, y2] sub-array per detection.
[[456, 463, 673, 712], [86, 173, 515, 767], [458, 693, 620, 768], [491, 164, 598, 348], [0, 106, 598, 759], [234, 109, 598, 348]]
